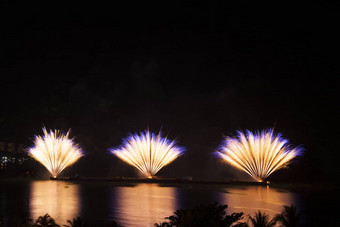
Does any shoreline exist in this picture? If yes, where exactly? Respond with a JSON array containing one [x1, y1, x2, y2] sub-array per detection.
[[50, 176, 270, 186]]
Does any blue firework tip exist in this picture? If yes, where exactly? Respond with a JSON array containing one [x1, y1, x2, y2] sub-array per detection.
[[294, 145, 304, 156], [109, 130, 185, 154], [214, 151, 224, 158]]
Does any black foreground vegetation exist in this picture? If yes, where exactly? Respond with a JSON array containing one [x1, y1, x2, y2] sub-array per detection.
[[0, 203, 303, 227], [154, 202, 245, 227]]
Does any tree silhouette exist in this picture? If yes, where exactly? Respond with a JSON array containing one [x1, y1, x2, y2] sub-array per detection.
[[155, 202, 245, 227], [274, 205, 302, 227], [34, 214, 59, 227], [248, 211, 276, 227], [63, 217, 87, 227]]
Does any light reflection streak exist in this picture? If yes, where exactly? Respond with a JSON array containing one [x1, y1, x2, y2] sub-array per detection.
[[114, 184, 177, 226], [219, 186, 295, 218], [29, 181, 80, 225]]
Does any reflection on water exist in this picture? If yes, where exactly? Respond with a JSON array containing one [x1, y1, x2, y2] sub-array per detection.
[[28, 183, 298, 225], [0, 180, 308, 226], [29, 181, 80, 225], [114, 184, 176, 226], [220, 186, 295, 217]]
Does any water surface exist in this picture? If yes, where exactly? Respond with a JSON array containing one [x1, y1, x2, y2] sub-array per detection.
[[0, 180, 335, 226]]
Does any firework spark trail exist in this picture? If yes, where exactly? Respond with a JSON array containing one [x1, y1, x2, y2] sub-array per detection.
[[216, 129, 302, 182], [110, 130, 184, 178], [28, 128, 83, 178]]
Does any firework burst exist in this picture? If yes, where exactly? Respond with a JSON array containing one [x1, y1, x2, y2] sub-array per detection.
[[28, 128, 83, 178], [216, 129, 302, 182], [110, 130, 184, 178]]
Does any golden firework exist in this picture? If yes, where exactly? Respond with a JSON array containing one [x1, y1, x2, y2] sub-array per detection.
[[28, 128, 83, 178], [217, 129, 302, 182], [111, 130, 184, 178]]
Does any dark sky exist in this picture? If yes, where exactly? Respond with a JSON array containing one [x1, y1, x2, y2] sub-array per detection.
[[0, 2, 338, 182]]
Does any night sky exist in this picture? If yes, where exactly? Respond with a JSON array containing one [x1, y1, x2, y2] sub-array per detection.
[[0, 2, 338, 183]]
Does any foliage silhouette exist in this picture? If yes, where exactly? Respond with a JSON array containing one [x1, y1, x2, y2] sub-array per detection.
[[32, 214, 124, 227], [274, 205, 302, 227], [2, 204, 305, 227], [154, 202, 245, 227], [34, 213, 60, 227], [247, 211, 276, 227], [63, 217, 87, 227], [104, 220, 124, 227]]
